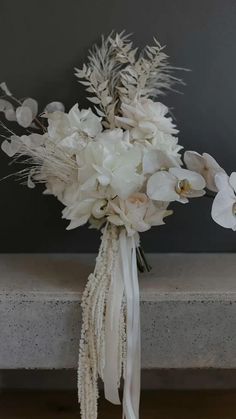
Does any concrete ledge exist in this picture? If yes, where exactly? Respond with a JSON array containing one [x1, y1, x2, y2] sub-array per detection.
[[0, 254, 236, 369]]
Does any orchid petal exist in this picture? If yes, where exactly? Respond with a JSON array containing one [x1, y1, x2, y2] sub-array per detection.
[[211, 190, 236, 229], [229, 172, 236, 193], [147, 171, 178, 202], [169, 167, 206, 190], [184, 151, 204, 172], [214, 172, 231, 192]]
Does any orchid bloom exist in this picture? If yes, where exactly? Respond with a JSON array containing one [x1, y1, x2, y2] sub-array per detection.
[[184, 151, 225, 192], [147, 167, 206, 203], [211, 172, 236, 230]]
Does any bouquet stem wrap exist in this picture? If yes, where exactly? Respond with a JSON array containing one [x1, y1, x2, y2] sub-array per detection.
[[78, 224, 141, 419]]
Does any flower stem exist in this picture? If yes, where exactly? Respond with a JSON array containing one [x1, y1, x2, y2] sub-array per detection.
[[136, 246, 152, 273]]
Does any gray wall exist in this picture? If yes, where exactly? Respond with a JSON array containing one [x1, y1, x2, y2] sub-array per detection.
[[0, 0, 236, 252]]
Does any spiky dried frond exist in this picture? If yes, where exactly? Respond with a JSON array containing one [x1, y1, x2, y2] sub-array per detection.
[[2, 137, 78, 190], [75, 32, 132, 127], [75, 32, 184, 121], [119, 39, 185, 101]]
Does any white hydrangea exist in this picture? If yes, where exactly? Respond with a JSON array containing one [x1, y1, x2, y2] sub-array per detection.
[[77, 128, 144, 200], [46, 104, 103, 154]]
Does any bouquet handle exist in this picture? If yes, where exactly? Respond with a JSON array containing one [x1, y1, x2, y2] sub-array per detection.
[[78, 224, 141, 419]]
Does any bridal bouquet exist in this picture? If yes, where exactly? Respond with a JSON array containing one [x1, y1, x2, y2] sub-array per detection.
[[0, 32, 235, 419]]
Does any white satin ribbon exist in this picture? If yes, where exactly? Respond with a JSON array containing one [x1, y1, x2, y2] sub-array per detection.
[[120, 230, 141, 419], [104, 250, 124, 404], [103, 229, 141, 419]]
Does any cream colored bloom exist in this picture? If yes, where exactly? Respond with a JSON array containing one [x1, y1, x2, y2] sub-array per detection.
[[147, 167, 206, 203], [107, 193, 171, 235], [117, 99, 178, 138], [211, 172, 236, 230], [117, 99, 181, 157], [143, 150, 181, 174], [184, 151, 225, 192], [62, 194, 108, 230], [46, 104, 102, 154], [78, 129, 144, 199]]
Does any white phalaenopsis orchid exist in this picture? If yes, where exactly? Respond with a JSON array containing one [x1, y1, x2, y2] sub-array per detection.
[[184, 151, 225, 192], [211, 172, 236, 230], [147, 167, 206, 203]]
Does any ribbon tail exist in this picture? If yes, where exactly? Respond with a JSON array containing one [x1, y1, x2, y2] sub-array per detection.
[[130, 235, 141, 418], [103, 249, 124, 404], [120, 230, 141, 419]]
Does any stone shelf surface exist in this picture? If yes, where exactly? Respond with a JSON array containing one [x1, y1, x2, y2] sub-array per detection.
[[0, 254, 236, 369]]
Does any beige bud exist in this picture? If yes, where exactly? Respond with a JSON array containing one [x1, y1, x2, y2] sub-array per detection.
[[92, 199, 108, 219]]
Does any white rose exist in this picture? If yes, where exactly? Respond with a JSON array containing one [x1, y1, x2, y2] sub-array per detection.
[[107, 193, 171, 235], [46, 104, 102, 154], [116, 98, 181, 156]]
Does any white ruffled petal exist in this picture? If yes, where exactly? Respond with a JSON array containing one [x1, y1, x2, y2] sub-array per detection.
[[66, 215, 90, 230], [143, 150, 180, 174], [147, 171, 178, 202], [111, 167, 144, 199]]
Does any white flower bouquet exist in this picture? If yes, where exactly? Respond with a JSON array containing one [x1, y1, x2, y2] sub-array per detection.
[[0, 32, 235, 419]]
